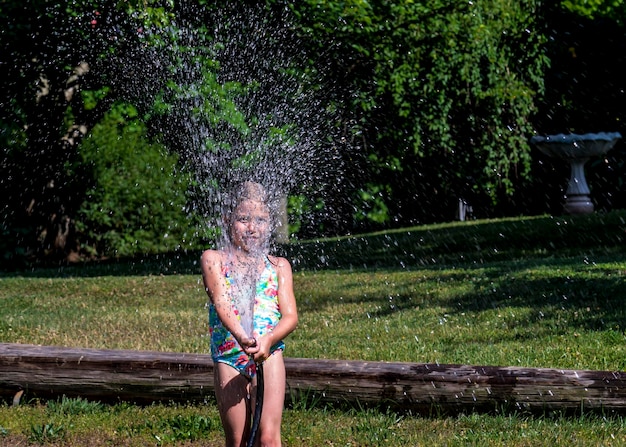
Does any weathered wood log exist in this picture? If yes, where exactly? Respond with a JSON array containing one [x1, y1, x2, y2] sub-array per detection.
[[286, 359, 626, 414], [0, 343, 215, 404], [1, 343, 625, 414]]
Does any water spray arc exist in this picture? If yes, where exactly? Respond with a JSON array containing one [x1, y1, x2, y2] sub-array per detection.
[[154, 2, 347, 245]]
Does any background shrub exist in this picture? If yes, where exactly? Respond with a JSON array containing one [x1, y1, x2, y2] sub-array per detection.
[[74, 103, 193, 257]]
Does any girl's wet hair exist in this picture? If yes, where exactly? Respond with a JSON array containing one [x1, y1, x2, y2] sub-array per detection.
[[223, 181, 270, 217], [234, 181, 269, 206]]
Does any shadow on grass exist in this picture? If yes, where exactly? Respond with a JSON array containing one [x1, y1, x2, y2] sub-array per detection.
[[440, 260, 626, 335], [0, 250, 204, 278], [284, 210, 626, 271], [3, 211, 625, 292], [296, 253, 626, 342]]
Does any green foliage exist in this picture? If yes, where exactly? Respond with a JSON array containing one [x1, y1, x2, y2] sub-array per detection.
[[47, 396, 105, 416], [288, 193, 327, 237], [29, 422, 65, 444], [560, 0, 626, 24], [0, 0, 181, 262], [291, 0, 549, 224], [74, 102, 192, 257], [355, 183, 391, 224], [154, 61, 249, 140], [143, 414, 213, 444], [123, 0, 176, 31], [3, 0, 625, 260], [148, 2, 328, 236], [0, 116, 28, 151], [81, 87, 110, 111]]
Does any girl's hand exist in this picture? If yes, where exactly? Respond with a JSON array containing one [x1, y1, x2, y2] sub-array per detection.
[[251, 333, 273, 363], [240, 335, 260, 356]]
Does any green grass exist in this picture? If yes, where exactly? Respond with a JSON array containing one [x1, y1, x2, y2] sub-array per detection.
[[0, 398, 625, 446], [1, 211, 626, 445]]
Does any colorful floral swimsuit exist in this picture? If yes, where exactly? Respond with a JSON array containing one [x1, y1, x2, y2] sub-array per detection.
[[209, 256, 284, 379]]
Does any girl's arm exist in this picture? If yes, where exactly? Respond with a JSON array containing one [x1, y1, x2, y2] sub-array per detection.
[[254, 256, 298, 362], [200, 249, 257, 350]]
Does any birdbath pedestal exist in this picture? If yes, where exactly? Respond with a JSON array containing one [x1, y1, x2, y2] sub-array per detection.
[[530, 132, 621, 214]]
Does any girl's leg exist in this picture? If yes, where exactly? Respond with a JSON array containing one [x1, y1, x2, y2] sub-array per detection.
[[256, 350, 286, 447], [214, 362, 252, 447]]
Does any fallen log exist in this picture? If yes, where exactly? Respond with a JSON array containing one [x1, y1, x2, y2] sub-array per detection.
[[1, 343, 625, 414], [0, 343, 214, 404]]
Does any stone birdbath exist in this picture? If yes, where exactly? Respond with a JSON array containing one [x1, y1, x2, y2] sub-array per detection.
[[530, 132, 622, 214]]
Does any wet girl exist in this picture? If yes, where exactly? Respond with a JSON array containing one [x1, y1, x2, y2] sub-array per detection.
[[201, 181, 298, 447]]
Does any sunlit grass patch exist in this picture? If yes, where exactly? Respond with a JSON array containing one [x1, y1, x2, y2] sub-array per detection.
[[0, 275, 209, 352]]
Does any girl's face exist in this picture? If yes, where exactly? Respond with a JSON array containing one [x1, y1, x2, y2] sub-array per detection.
[[230, 199, 271, 253]]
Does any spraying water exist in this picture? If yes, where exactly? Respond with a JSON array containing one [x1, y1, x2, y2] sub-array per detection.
[[219, 248, 259, 340], [129, 2, 348, 245]]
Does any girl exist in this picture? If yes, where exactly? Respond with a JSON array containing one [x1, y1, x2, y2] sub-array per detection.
[[201, 181, 298, 447]]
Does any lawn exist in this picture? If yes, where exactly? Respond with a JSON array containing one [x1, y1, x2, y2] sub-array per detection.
[[1, 211, 625, 446]]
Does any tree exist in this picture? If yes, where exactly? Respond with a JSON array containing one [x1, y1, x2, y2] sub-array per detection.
[[290, 0, 549, 226], [0, 0, 175, 262]]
